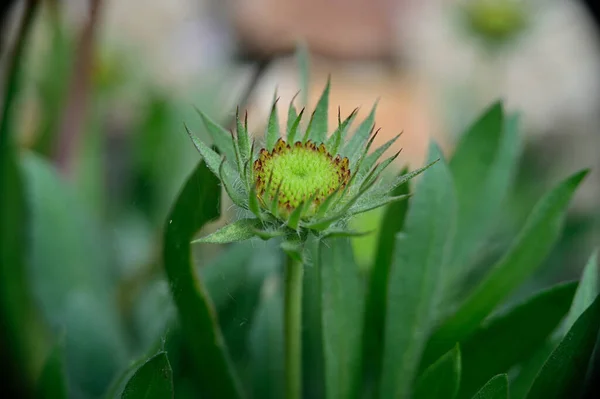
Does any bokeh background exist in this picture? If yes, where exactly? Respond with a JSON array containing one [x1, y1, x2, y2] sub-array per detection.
[[1, 0, 599, 397]]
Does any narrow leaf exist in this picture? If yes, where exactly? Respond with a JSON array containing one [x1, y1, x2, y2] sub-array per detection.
[[249, 184, 263, 219], [414, 345, 461, 399], [163, 160, 243, 398], [320, 238, 365, 399], [121, 352, 173, 399], [266, 96, 280, 151], [311, 77, 330, 143], [195, 107, 237, 162], [562, 249, 598, 333], [424, 169, 589, 364], [361, 167, 410, 398], [380, 143, 457, 399], [287, 201, 305, 230], [348, 194, 410, 218], [326, 108, 358, 155], [526, 294, 600, 399], [219, 158, 246, 208], [472, 375, 508, 399], [185, 125, 225, 177], [446, 110, 522, 301], [192, 218, 261, 244], [458, 282, 578, 398]]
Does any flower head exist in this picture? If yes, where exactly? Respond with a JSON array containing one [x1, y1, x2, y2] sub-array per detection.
[[186, 80, 436, 247]]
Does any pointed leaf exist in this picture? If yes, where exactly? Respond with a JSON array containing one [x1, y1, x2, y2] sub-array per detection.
[[380, 143, 457, 399], [348, 194, 410, 217], [526, 294, 600, 399], [360, 167, 410, 397], [424, 169, 589, 365], [562, 249, 598, 333], [320, 229, 373, 239], [193, 218, 261, 244], [249, 184, 263, 219], [446, 109, 522, 300], [311, 77, 330, 143], [121, 352, 173, 399], [320, 238, 365, 399], [185, 125, 225, 177], [472, 375, 508, 399], [252, 228, 288, 241], [459, 282, 577, 399], [36, 342, 68, 399], [343, 101, 378, 160], [414, 345, 461, 399], [163, 160, 243, 398], [266, 96, 280, 151], [287, 201, 305, 230], [195, 108, 237, 162]]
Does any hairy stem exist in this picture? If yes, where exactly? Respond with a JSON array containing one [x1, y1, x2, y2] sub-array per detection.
[[284, 254, 303, 399]]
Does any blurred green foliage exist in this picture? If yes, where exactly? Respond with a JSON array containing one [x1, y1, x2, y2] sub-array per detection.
[[0, 2, 598, 399]]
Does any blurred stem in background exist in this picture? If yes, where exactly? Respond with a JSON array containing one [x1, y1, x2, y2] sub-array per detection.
[[54, 0, 102, 176]]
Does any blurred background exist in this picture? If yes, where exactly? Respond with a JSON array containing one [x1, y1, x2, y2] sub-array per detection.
[[1, 0, 599, 397]]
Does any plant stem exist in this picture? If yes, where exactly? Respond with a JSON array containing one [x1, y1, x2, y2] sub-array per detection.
[[284, 254, 303, 399]]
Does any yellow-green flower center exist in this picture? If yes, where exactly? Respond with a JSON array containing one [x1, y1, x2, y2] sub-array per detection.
[[254, 139, 350, 213]]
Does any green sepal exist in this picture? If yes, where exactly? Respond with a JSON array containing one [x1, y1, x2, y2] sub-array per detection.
[[252, 227, 288, 241], [287, 94, 299, 136], [390, 159, 440, 191], [348, 194, 411, 217], [302, 110, 316, 143], [320, 229, 373, 239], [326, 107, 359, 155], [194, 107, 237, 163], [361, 133, 402, 175], [287, 200, 305, 231], [249, 184, 264, 219], [287, 107, 305, 144], [343, 99, 379, 160], [235, 107, 250, 162], [311, 76, 330, 143], [218, 157, 246, 208], [266, 94, 280, 151], [192, 218, 261, 244]]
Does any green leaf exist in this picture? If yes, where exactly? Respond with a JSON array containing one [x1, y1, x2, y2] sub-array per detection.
[[24, 154, 129, 396], [266, 95, 280, 151], [379, 143, 457, 399], [343, 101, 378, 162], [320, 238, 365, 399], [424, 169, 589, 364], [192, 218, 260, 244], [414, 345, 461, 399], [458, 282, 578, 399], [185, 124, 229, 177], [361, 167, 410, 397], [219, 157, 246, 208], [121, 352, 173, 399], [249, 276, 285, 399], [163, 160, 243, 398], [561, 249, 598, 333], [195, 107, 237, 163], [510, 343, 554, 399], [447, 109, 522, 297], [472, 375, 508, 399], [311, 77, 330, 143], [526, 294, 600, 399], [36, 342, 68, 399]]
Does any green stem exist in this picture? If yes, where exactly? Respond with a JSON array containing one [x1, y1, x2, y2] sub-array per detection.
[[284, 254, 303, 399]]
